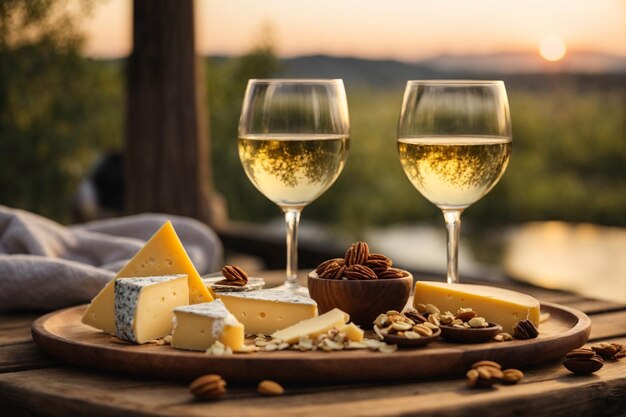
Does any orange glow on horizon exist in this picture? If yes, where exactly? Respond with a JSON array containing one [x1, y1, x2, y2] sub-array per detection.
[[78, 0, 626, 61]]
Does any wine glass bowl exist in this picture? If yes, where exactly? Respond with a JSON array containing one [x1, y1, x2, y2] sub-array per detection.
[[238, 79, 350, 291], [397, 81, 512, 284]]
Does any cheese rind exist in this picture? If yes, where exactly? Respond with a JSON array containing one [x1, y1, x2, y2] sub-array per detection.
[[219, 290, 317, 335], [114, 275, 189, 344], [82, 221, 214, 334], [171, 300, 244, 351], [413, 281, 540, 334], [272, 308, 349, 343]]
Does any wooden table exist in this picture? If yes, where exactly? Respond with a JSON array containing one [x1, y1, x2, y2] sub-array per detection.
[[2, 272, 626, 417]]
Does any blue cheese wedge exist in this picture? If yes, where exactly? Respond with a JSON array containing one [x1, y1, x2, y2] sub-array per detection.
[[114, 274, 189, 344], [171, 300, 244, 351], [218, 290, 318, 335]]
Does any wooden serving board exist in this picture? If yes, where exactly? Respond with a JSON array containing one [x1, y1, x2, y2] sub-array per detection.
[[31, 302, 590, 384]]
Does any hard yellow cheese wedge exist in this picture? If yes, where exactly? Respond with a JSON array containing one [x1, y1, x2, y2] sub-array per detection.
[[413, 281, 540, 334], [171, 300, 244, 351], [82, 221, 213, 334], [219, 290, 318, 335], [272, 308, 349, 344]]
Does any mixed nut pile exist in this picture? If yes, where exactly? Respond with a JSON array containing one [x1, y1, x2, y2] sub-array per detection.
[[252, 328, 398, 354], [414, 303, 493, 329], [204, 328, 398, 356], [315, 241, 409, 280], [373, 309, 440, 340], [370, 302, 543, 344], [466, 360, 524, 388]]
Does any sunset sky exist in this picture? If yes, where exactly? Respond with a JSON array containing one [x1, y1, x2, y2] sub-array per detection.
[[82, 0, 626, 61]]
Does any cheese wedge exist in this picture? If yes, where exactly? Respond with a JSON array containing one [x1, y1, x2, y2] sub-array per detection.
[[219, 290, 317, 335], [171, 300, 244, 351], [82, 221, 214, 334], [272, 308, 349, 344], [339, 322, 364, 342], [114, 275, 189, 344], [413, 281, 540, 334]]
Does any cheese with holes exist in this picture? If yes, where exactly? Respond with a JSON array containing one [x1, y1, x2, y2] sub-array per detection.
[[272, 308, 349, 343], [339, 322, 364, 342], [413, 281, 540, 334], [114, 275, 189, 344], [171, 300, 244, 351], [82, 221, 214, 334], [218, 290, 317, 335]]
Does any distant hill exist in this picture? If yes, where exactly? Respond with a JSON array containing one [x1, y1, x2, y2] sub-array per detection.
[[279, 55, 436, 89], [274, 53, 626, 90], [418, 51, 626, 74]]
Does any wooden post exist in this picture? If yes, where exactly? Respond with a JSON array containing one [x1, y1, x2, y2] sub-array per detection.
[[126, 0, 212, 223]]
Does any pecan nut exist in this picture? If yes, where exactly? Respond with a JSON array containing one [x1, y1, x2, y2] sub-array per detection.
[[344, 241, 369, 266], [403, 308, 427, 324], [365, 253, 392, 273], [344, 264, 377, 280], [189, 374, 227, 400], [315, 258, 345, 275], [319, 263, 346, 280], [566, 348, 596, 359], [377, 268, 408, 279], [563, 348, 604, 374], [216, 265, 248, 286], [513, 319, 539, 339]]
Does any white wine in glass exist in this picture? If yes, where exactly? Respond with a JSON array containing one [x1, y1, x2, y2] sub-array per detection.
[[238, 80, 350, 292], [397, 136, 511, 209], [238, 134, 349, 208], [397, 81, 512, 284]]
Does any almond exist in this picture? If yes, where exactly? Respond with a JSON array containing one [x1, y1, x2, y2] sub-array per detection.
[[258, 380, 285, 396]]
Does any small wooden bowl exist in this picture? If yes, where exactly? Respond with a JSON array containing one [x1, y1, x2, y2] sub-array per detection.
[[439, 322, 502, 344], [307, 270, 413, 329]]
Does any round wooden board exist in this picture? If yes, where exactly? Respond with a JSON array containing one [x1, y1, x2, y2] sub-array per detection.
[[32, 302, 590, 384]]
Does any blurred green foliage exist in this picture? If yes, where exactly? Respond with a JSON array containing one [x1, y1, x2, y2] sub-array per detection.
[[206, 40, 281, 222], [209, 72, 626, 234], [0, 0, 122, 222]]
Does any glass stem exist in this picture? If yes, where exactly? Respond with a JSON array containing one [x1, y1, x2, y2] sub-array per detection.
[[443, 209, 463, 284], [284, 208, 301, 290]]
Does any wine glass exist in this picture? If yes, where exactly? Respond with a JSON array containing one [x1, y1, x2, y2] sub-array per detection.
[[397, 80, 512, 284], [238, 79, 350, 292]]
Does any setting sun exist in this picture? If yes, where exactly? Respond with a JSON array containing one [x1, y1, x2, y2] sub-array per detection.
[[539, 35, 567, 62]]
